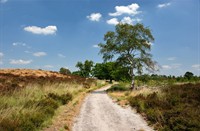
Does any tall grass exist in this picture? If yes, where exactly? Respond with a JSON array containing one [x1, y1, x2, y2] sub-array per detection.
[[0, 80, 105, 131]]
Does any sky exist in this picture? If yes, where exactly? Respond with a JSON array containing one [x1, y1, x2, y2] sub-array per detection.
[[0, 0, 199, 76]]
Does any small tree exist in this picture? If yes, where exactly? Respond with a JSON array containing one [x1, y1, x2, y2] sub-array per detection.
[[76, 60, 94, 77], [98, 23, 157, 90], [184, 71, 194, 80], [59, 67, 71, 75]]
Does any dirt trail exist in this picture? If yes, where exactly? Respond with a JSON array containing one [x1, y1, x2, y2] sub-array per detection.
[[72, 85, 153, 131]]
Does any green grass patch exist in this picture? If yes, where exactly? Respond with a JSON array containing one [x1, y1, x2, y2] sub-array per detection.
[[106, 84, 129, 92]]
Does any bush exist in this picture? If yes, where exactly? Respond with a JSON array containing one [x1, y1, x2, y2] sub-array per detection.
[[128, 83, 200, 130], [107, 84, 129, 92]]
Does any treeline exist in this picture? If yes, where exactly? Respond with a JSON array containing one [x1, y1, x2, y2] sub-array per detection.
[[60, 60, 131, 83], [136, 72, 200, 83], [59, 60, 200, 83]]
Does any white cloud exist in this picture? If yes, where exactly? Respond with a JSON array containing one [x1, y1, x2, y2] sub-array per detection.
[[133, 18, 142, 22], [162, 63, 181, 70], [10, 59, 32, 65], [13, 42, 26, 46], [0, 52, 3, 57], [87, 13, 102, 22], [93, 45, 99, 48], [33, 52, 47, 57], [0, 52, 3, 65], [171, 63, 181, 69], [157, 3, 171, 8], [121, 17, 134, 25], [0, 0, 8, 3], [44, 65, 54, 68], [109, 3, 141, 16], [24, 25, 57, 35], [58, 53, 66, 58], [162, 65, 172, 70], [192, 64, 200, 70], [107, 18, 119, 25], [167, 57, 176, 61], [147, 42, 154, 46]]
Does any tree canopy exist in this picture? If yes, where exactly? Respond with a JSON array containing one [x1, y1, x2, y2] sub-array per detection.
[[59, 67, 71, 75], [93, 62, 131, 82], [98, 23, 156, 89], [75, 60, 94, 77]]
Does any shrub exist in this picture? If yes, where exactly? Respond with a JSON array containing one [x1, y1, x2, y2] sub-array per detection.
[[107, 84, 129, 92], [128, 83, 200, 130]]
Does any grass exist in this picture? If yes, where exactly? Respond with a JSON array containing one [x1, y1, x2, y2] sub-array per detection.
[[0, 69, 106, 131], [108, 82, 200, 130], [0, 82, 79, 131]]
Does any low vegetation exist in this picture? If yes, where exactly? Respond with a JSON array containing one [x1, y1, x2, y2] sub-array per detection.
[[107, 79, 200, 130], [0, 69, 105, 131]]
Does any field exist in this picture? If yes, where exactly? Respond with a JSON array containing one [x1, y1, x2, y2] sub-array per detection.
[[107, 81, 200, 130], [0, 69, 105, 131]]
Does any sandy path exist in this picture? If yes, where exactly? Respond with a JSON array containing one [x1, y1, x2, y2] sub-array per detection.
[[72, 85, 153, 131]]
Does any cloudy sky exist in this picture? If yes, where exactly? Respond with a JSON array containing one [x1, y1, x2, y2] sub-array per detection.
[[0, 0, 199, 76]]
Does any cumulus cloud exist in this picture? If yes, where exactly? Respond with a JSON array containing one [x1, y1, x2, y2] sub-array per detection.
[[107, 18, 119, 25], [87, 13, 102, 22], [167, 57, 176, 61], [107, 17, 142, 26], [192, 64, 200, 70], [0, 0, 8, 3], [58, 53, 66, 58], [93, 45, 99, 48], [33, 52, 47, 57], [109, 3, 141, 16], [157, 3, 171, 8], [24, 25, 57, 35], [121, 17, 133, 25], [10, 59, 32, 65]]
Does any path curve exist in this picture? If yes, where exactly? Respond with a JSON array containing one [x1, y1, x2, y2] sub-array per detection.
[[73, 85, 153, 131]]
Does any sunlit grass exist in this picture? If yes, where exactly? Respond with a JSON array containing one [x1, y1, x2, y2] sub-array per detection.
[[0, 79, 106, 131]]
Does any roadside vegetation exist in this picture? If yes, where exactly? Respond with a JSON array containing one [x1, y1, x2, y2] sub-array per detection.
[[107, 74, 200, 130], [0, 69, 106, 131]]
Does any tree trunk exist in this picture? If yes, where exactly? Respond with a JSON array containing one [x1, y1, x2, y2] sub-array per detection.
[[129, 66, 135, 90], [131, 75, 134, 90], [109, 79, 112, 83]]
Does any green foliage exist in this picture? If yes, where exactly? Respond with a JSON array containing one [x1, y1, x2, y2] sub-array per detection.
[[75, 60, 94, 77], [106, 84, 129, 92], [184, 71, 194, 80], [98, 23, 156, 89], [128, 83, 200, 130], [93, 62, 131, 82], [59, 67, 71, 75]]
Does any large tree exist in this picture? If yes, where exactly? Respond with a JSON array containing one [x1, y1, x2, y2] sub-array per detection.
[[75, 60, 94, 77], [98, 23, 156, 89]]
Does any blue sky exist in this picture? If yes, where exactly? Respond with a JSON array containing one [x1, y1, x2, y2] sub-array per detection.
[[0, 0, 199, 76]]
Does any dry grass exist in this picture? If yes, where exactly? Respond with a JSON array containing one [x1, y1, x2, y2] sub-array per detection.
[[0, 69, 106, 131]]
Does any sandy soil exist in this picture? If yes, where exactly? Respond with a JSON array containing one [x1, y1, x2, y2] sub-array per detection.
[[72, 85, 153, 131]]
